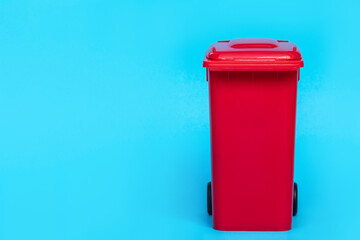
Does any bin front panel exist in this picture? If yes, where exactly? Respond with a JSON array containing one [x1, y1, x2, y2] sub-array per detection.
[[209, 71, 298, 231]]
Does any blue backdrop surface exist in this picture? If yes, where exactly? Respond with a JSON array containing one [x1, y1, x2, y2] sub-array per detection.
[[0, 0, 359, 239]]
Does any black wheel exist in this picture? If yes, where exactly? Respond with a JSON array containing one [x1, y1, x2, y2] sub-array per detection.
[[293, 182, 298, 216], [207, 182, 212, 216]]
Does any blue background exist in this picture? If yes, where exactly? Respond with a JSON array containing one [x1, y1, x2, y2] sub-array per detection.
[[0, 0, 359, 239]]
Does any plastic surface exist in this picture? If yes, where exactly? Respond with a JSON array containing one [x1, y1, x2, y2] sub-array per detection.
[[204, 38, 303, 231], [203, 38, 303, 71]]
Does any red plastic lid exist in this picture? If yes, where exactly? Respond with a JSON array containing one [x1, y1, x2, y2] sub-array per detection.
[[203, 38, 304, 71]]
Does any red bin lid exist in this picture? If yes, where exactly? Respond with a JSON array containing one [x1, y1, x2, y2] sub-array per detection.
[[203, 38, 303, 71]]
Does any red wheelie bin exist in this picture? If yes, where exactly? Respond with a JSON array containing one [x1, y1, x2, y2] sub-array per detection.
[[203, 38, 303, 231]]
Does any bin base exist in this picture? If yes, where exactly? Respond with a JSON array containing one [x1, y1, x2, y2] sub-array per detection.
[[213, 225, 292, 231], [207, 181, 298, 231]]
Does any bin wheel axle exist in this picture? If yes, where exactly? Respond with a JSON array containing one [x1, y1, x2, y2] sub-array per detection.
[[207, 182, 212, 216], [293, 182, 298, 216]]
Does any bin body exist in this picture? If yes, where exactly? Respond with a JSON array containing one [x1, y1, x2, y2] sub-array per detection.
[[203, 39, 303, 231]]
